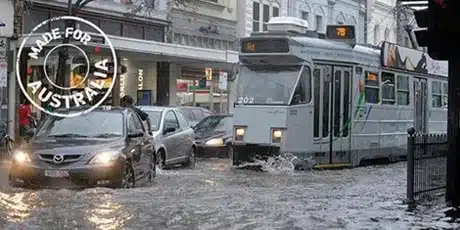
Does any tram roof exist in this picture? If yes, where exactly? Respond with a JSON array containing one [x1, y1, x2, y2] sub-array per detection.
[[289, 36, 381, 66]]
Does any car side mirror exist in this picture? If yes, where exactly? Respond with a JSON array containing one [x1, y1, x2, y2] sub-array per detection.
[[128, 130, 144, 138], [163, 127, 176, 135]]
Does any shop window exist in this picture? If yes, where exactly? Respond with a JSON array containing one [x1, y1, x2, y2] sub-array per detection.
[[397, 75, 409, 105], [145, 26, 164, 42], [123, 23, 143, 39], [381, 72, 395, 105], [291, 66, 311, 105], [23, 9, 50, 33], [101, 20, 121, 36], [432, 81, 442, 108], [364, 71, 379, 103]]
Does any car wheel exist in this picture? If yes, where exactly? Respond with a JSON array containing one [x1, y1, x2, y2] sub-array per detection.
[[147, 153, 156, 182], [156, 150, 166, 169], [120, 161, 135, 189], [185, 146, 196, 168]]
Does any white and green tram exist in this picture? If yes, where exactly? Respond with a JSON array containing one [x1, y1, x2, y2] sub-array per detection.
[[232, 17, 448, 169]]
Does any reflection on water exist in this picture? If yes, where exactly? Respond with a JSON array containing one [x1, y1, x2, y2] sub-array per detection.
[[0, 159, 455, 229], [0, 191, 36, 223], [87, 194, 132, 230]]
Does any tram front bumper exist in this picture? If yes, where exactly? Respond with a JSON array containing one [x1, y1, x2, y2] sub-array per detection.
[[232, 143, 280, 166]]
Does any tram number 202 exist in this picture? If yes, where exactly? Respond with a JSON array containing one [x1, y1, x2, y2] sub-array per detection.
[[237, 97, 254, 104]]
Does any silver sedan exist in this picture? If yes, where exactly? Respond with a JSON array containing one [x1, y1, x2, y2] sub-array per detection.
[[138, 106, 196, 169]]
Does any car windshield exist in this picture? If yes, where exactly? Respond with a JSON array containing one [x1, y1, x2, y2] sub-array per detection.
[[236, 65, 301, 105], [145, 111, 162, 131], [36, 111, 124, 138], [194, 116, 233, 133]]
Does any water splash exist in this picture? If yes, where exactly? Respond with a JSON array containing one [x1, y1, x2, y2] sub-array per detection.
[[234, 153, 317, 173]]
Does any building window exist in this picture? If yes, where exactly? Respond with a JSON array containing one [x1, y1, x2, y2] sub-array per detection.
[[23, 9, 50, 33], [432, 81, 443, 108], [101, 19, 122, 36], [381, 72, 395, 105], [50, 12, 67, 32], [397, 75, 409, 105], [273, 7, 279, 17], [374, 25, 380, 44], [263, 4, 270, 31], [443, 82, 448, 107], [384, 27, 390, 41], [145, 26, 164, 42], [301, 11, 309, 20], [315, 15, 323, 32], [252, 2, 260, 32], [123, 23, 143, 39], [364, 71, 379, 104], [78, 17, 100, 33]]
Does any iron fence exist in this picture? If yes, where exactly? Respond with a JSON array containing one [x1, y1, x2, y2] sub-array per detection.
[[406, 127, 448, 208]]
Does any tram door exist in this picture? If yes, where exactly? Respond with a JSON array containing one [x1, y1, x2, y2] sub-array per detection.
[[313, 65, 353, 165], [413, 78, 428, 133]]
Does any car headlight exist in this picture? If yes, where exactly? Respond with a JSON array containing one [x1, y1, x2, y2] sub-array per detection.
[[13, 151, 31, 163], [271, 129, 284, 143], [205, 138, 224, 146], [89, 151, 120, 165]]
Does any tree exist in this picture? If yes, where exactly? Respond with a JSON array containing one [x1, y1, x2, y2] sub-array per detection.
[[49, 0, 200, 93]]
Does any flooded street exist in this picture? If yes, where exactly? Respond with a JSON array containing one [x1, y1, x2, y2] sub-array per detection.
[[0, 159, 456, 230]]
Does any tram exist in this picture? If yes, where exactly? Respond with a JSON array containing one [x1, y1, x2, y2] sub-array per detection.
[[232, 17, 448, 169]]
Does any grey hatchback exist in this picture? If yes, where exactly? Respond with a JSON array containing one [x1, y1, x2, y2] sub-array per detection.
[[138, 106, 196, 169]]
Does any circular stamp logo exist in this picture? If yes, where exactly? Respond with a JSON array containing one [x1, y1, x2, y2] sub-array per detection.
[[16, 16, 118, 118]]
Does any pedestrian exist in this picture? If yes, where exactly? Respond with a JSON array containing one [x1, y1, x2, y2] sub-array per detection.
[[120, 95, 152, 135], [18, 99, 32, 139]]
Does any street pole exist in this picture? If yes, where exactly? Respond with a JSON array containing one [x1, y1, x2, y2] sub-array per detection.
[[208, 79, 214, 112], [446, 57, 460, 207], [219, 89, 223, 114], [192, 80, 196, 106], [7, 41, 16, 139]]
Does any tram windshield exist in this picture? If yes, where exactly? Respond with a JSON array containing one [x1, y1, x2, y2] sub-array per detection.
[[236, 65, 301, 105]]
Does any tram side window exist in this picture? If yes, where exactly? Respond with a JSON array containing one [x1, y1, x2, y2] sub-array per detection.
[[397, 75, 409, 105], [442, 82, 448, 107], [290, 66, 312, 105], [381, 72, 395, 105], [432, 81, 443, 108], [364, 71, 379, 103]]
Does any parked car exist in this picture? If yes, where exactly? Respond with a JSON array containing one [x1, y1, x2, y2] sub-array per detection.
[[177, 106, 214, 127], [194, 114, 233, 158], [9, 107, 155, 189], [138, 106, 196, 169]]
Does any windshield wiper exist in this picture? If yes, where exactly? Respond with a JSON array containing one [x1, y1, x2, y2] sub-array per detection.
[[48, 133, 89, 138], [90, 133, 122, 138]]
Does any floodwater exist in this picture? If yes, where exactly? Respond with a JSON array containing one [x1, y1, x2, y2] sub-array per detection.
[[0, 158, 457, 230]]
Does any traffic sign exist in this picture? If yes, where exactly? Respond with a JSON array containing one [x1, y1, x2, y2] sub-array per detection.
[[205, 68, 212, 80], [218, 72, 227, 90], [0, 61, 7, 87], [0, 38, 6, 59]]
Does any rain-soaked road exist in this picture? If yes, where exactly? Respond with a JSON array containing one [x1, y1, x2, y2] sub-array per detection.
[[0, 158, 456, 230]]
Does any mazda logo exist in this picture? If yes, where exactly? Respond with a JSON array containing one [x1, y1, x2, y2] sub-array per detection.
[[53, 154, 64, 164]]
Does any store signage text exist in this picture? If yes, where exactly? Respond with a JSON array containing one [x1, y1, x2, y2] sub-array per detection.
[[120, 74, 126, 97], [138, 69, 144, 90]]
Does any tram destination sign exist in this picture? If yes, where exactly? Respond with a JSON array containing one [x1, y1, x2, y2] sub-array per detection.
[[326, 25, 356, 40], [241, 38, 289, 53]]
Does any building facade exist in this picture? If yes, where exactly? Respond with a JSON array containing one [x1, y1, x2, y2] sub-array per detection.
[[236, 0, 285, 38], [168, 0, 238, 111], [18, 0, 238, 112], [366, 0, 398, 46], [283, 0, 365, 42]]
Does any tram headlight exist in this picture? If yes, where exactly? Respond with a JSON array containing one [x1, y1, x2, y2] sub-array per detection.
[[271, 128, 284, 143], [234, 127, 246, 141]]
